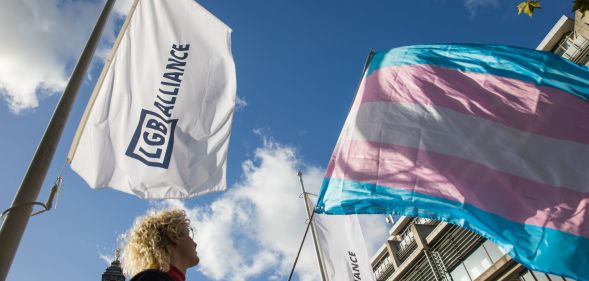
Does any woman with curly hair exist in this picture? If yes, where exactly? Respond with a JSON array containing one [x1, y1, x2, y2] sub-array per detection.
[[122, 209, 199, 281]]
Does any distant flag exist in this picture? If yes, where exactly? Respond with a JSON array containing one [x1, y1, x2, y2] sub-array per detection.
[[68, 0, 236, 199], [316, 44, 589, 280], [314, 213, 376, 281]]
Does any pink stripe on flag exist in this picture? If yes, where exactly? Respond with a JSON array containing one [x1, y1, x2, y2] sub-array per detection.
[[355, 65, 589, 144], [326, 140, 589, 238]]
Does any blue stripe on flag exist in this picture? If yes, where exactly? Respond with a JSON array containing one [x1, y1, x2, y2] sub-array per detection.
[[366, 44, 589, 101], [315, 177, 589, 281]]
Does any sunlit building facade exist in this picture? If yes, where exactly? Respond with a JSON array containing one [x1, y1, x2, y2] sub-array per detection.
[[369, 11, 588, 281], [369, 217, 575, 281], [537, 12, 589, 65]]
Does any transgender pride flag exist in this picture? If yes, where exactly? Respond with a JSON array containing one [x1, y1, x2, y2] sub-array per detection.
[[315, 44, 589, 280]]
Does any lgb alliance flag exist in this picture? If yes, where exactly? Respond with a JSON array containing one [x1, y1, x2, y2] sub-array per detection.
[[316, 44, 589, 280], [68, 0, 236, 199], [314, 213, 376, 281]]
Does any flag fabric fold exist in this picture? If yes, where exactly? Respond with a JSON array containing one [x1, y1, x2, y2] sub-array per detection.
[[316, 44, 589, 280], [314, 213, 376, 281], [69, 0, 236, 199]]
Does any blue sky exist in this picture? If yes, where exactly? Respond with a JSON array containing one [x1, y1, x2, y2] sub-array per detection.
[[0, 0, 575, 281]]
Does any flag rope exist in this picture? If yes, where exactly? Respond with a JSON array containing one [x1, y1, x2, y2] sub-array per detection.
[[50, 158, 69, 210], [298, 172, 328, 281], [1, 159, 67, 220]]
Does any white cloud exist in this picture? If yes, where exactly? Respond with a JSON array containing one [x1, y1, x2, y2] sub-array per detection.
[[133, 140, 389, 281], [169, 141, 320, 281], [97, 245, 115, 265], [113, 0, 134, 17], [463, 0, 498, 18], [0, 0, 127, 113], [0, 0, 244, 114], [235, 95, 248, 111], [99, 254, 114, 265]]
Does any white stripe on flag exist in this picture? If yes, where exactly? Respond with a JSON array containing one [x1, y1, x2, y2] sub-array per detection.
[[69, 0, 236, 199], [341, 102, 589, 192]]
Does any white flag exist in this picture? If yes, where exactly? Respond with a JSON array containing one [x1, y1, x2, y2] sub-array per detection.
[[314, 214, 376, 281], [68, 0, 236, 199]]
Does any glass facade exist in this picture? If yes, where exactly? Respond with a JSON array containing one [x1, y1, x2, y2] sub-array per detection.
[[449, 240, 506, 281], [520, 270, 576, 281], [449, 240, 577, 281], [481, 240, 505, 263], [371, 218, 577, 281], [450, 263, 470, 281]]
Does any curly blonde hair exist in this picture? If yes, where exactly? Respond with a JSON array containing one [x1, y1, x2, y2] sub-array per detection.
[[122, 209, 191, 276]]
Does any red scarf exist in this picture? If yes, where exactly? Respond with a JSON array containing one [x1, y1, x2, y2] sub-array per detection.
[[166, 266, 186, 281]]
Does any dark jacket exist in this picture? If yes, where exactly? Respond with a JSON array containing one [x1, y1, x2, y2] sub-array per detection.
[[130, 269, 174, 281]]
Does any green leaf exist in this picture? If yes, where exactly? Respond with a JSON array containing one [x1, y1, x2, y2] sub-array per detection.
[[517, 0, 541, 17]]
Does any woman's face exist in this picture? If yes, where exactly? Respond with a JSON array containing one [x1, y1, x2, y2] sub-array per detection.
[[173, 226, 199, 267], [170, 224, 200, 270]]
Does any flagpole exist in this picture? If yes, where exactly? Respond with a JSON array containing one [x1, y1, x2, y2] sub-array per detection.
[[348, 49, 375, 112], [298, 171, 328, 281], [0, 1, 116, 280], [293, 51, 376, 281], [287, 207, 315, 281], [67, 0, 141, 162]]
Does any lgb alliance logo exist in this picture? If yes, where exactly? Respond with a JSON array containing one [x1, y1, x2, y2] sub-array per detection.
[[126, 109, 178, 168], [126, 43, 190, 168]]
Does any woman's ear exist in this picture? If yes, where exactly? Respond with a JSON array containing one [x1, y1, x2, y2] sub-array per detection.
[[161, 231, 179, 248], [168, 233, 181, 246]]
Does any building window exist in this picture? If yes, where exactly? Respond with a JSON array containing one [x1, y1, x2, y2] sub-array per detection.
[[450, 263, 471, 281], [449, 240, 507, 281], [414, 217, 437, 226], [554, 32, 589, 64], [463, 246, 493, 278], [481, 240, 506, 263], [374, 254, 394, 280], [521, 271, 536, 281], [520, 270, 575, 281], [396, 226, 418, 263], [398, 227, 415, 252]]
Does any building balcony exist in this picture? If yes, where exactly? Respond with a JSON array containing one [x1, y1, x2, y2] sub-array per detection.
[[554, 33, 589, 64], [373, 254, 395, 281]]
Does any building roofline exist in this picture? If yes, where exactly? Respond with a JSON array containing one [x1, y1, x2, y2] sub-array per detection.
[[536, 15, 574, 51]]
